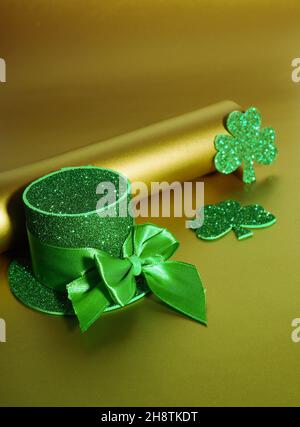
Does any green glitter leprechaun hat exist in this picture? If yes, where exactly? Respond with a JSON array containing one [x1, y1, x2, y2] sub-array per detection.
[[8, 166, 206, 332]]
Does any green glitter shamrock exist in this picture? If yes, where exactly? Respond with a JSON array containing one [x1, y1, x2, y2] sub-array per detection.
[[214, 107, 277, 184], [189, 200, 276, 241]]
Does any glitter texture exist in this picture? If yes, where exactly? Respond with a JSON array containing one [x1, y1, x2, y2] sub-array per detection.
[[189, 200, 276, 240], [214, 107, 277, 183], [23, 167, 132, 256], [9, 258, 148, 316], [8, 166, 149, 315], [9, 258, 74, 315]]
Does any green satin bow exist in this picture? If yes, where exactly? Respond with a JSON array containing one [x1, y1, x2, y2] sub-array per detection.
[[66, 223, 206, 331]]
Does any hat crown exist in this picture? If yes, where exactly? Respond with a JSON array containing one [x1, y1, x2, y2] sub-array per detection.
[[23, 166, 133, 257]]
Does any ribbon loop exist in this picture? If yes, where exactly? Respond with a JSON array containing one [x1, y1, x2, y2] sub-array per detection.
[[122, 223, 179, 262]]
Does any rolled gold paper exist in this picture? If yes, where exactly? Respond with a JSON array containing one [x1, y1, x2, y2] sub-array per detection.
[[0, 100, 241, 253]]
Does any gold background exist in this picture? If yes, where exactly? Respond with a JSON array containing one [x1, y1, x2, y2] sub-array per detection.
[[0, 100, 239, 253], [0, 1, 300, 406]]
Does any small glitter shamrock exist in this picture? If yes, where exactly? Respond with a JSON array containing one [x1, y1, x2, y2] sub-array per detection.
[[214, 107, 277, 184], [189, 200, 276, 241]]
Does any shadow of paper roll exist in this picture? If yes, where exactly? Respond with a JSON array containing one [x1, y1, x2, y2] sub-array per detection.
[[0, 100, 241, 253]]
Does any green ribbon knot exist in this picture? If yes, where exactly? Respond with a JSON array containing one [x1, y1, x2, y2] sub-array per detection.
[[127, 255, 142, 276], [28, 223, 206, 332]]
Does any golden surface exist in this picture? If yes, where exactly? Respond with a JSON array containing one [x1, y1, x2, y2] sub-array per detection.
[[0, 1, 300, 406]]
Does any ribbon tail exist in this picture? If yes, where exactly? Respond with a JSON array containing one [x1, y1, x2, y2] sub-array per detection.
[[143, 261, 207, 324], [67, 269, 110, 332]]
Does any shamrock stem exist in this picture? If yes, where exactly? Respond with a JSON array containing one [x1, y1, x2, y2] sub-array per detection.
[[233, 226, 253, 240], [243, 158, 256, 184]]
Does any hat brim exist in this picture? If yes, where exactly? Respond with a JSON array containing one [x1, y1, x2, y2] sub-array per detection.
[[8, 258, 149, 316]]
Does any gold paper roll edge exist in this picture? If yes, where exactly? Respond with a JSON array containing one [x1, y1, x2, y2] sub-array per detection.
[[0, 100, 241, 253]]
